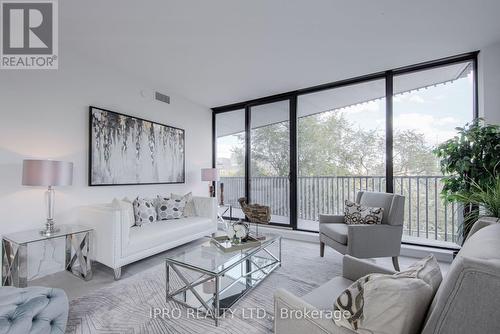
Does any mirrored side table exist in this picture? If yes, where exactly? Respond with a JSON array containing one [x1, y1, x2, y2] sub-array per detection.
[[2, 224, 93, 287]]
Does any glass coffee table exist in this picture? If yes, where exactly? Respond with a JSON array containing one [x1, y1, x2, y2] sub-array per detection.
[[165, 234, 281, 326]]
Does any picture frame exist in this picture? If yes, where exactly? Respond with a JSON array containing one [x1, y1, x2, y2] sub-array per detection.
[[88, 106, 185, 186]]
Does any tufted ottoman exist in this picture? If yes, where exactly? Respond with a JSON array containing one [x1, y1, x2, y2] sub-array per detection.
[[0, 287, 68, 334]]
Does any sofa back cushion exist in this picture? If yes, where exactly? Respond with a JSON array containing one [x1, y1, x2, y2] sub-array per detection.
[[421, 222, 500, 334]]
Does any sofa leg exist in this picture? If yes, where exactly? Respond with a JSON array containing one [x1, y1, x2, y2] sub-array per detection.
[[320, 242, 325, 257], [114, 267, 122, 280], [392, 257, 400, 271]]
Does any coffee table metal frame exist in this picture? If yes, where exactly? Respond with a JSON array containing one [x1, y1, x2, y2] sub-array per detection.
[[165, 236, 281, 326]]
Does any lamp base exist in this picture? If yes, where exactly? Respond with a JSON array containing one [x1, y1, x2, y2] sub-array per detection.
[[40, 220, 60, 236]]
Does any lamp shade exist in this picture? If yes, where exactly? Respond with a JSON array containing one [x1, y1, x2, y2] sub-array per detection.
[[201, 168, 219, 182], [22, 160, 73, 187]]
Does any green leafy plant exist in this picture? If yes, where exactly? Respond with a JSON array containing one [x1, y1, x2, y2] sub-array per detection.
[[450, 176, 500, 239], [434, 119, 500, 200], [433, 119, 500, 240]]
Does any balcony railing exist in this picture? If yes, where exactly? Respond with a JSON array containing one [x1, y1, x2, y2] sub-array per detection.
[[220, 176, 462, 244]]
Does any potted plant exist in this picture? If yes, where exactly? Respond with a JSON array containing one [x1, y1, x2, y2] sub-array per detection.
[[434, 119, 500, 245], [450, 176, 500, 240]]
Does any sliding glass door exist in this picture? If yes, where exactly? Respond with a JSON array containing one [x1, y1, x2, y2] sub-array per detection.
[[250, 100, 291, 226], [297, 80, 386, 231]]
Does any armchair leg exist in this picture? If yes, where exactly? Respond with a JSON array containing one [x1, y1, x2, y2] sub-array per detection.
[[320, 242, 325, 257], [392, 257, 400, 271]]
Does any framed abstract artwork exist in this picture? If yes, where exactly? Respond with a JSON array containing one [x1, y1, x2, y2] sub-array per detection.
[[89, 106, 185, 186]]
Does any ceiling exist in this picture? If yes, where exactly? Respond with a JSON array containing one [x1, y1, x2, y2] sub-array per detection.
[[61, 0, 500, 108]]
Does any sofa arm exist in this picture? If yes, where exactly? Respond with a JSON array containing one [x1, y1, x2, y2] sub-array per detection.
[[192, 196, 217, 223], [78, 205, 126, 269], [319, 214, 344, 224], [342, 255, 396, 281], [274, 289, 350, 334], [346, 224, 403, 258], [466, 217, 500, 241]]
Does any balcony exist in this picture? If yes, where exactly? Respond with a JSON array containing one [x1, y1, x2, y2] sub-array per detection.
[[219, 176, 462, 248]]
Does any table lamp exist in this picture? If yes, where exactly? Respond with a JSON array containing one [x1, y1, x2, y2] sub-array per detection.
[[22, 159, 74, 235], [201, 168, 219, 197]]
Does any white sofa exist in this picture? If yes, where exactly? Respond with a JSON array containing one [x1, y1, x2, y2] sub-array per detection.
[[79, 196, 217, 279]]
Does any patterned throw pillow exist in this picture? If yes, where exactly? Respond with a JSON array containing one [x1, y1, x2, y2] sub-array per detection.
[[157, 196, 186, 220], [334, 255, 441, 334], [133, 197, 157, 226], [344, 200, 384, 225], [171, 192, 197, 217]]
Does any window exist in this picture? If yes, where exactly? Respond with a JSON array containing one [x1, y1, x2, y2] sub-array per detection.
[[215, 109, 246, 219], [393, 61, 474, 243], [213, 53, 477, 246], [297, 80, 386, 231]]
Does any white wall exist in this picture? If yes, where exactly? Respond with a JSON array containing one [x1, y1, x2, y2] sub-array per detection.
[[479, 41, 500, 124], [0, 50, 212, 279]]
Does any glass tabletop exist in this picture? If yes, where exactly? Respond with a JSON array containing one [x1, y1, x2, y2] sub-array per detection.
[[2, 224, 93, 245], [165, 234, 280, 275]]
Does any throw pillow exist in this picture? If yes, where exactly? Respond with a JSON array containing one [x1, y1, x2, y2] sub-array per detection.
[[171, 192, 197, 217], [344, 200, 384, 225], [133, 197, 157, 226], [111, 198, 135, 228], [333, 255, 441, 334], [157, 196, 186, 220], [400, 254, 443, 296]]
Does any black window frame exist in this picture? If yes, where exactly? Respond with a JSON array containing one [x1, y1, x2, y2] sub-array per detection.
[[212, 51, 479, 245]]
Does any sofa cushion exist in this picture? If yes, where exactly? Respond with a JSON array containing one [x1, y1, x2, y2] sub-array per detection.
[[171, 192, 197, 217], [320, 223, 348, 245], [302, 276, 353, 311], [333, 256, 437, 334], [126, 217, 213, 255], [405, 254, 442, 296]]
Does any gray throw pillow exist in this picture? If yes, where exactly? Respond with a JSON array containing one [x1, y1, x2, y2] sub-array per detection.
[[333, 255, 441, 334], [157, 196, 186, 220], [133, 197, 157, 226], [171, 192, 197, 217], [344, 200, 384, 224]]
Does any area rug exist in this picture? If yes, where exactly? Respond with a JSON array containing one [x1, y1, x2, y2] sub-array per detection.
[[66, 239, 342, 333]]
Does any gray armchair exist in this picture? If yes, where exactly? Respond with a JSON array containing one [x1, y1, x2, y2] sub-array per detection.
[[319, 191, 405, 270]]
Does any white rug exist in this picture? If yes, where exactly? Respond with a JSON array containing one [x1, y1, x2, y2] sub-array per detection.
[[67, 240, 342, 333]]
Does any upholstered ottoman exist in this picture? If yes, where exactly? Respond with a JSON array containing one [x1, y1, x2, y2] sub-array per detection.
[[0, 287, 68, 334]]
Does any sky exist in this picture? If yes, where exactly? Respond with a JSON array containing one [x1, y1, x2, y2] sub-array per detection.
[[216, 73, 474, 162]]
